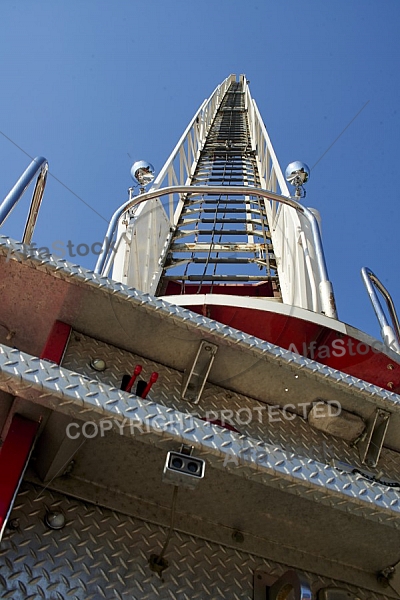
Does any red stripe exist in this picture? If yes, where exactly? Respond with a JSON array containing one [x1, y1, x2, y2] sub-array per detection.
[[0, 415, 39, 531], [40, 320, 71, 364]]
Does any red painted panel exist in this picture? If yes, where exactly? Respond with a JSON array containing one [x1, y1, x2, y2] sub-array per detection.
[[187, 303, 400, 394], [40, 320, 71, 364], [164, 280, 275, 297], [0, 415, 39, 533]]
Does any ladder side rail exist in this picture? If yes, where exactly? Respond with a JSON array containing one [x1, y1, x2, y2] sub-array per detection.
[[150, 75, 234, 225], [0, 157, 48, 244], [245, 87, 290, 227], [153, 98, 207, 222], [252, 99, 285, 224], [361, 267, 400, 353], [242, 86, 337, 317], [243, 83, 269, 188], [250, 98, 290, 194], [151, 98, 207, 190]]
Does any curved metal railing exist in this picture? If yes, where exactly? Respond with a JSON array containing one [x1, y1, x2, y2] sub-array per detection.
[[94, 185, 337, 319], [0, 157, 48, 244], [361, 267, 400, 353]]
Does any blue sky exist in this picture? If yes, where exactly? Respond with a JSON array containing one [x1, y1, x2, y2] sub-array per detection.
[[0, 1, 399, 343]]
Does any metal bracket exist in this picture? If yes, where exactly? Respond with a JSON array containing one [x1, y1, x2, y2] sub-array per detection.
[[375, 556, 400, 595], [181, 340, 218, 403], [357, 408, 391, 468], [254, 569, 312, 600]]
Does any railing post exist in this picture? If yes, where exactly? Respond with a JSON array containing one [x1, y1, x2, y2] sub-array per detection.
[[361, 267, 400, 353], [0, 157, 48, 244]]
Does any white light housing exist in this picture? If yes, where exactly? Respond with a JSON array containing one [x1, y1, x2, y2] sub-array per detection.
[[90, 358, 106, 372], [285, 161, 310, 185], [162, 450, 205, 489], [130, 160, 155, 187]]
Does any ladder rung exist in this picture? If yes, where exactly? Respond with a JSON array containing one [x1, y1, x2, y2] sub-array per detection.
[[186, 199, 266, 205], [207, 178, 256, 183], [179, 218, 265, 225], [163, 275, 279, 282], [171, 243, 273, 252], [157, 81, 281, 294], [170, 257, 274, 265], [181, 208, 266, 216], [176, 229, 271, 238]]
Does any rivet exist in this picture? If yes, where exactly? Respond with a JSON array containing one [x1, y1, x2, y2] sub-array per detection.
[[387, 382, 394, 390], [8, 518, 19, 530], [387, 364, 394, 370], [232, 530, 244, 543]]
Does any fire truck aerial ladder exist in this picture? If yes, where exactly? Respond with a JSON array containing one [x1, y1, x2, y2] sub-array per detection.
[[0, 75, 400, 599]]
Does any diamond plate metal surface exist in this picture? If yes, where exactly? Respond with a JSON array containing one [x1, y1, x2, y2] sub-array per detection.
[[2, 237, 400, 597], [1, 235, 400, 414], [0, 341, 400, 531], [63, 332, 400, 484], [0, 483, 396, 600]]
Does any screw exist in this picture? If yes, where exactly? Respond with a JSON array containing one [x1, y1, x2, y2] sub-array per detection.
[[232, 530, 244, 543], [387, 382, 394, 390], [387, 364, 394, 370], [62, 460, 75, 476]]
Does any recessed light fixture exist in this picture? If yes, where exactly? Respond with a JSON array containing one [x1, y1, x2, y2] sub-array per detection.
[[44, 511, 66, 530], [90, 358, 106, 372]]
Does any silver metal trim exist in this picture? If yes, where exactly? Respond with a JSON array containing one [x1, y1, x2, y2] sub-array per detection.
[[0, 157, 48, 244], [357, 408, 391, 467], [361, 266, 400, 352], [0, 342, 400, 526], [0, 235, 399, 412], [181, 340, 218, 403]]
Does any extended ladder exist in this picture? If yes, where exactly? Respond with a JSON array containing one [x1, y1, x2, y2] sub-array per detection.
[[156, 79, 279, 298]]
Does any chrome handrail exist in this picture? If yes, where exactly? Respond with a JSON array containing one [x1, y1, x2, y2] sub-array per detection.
[[94, 185, 337, 318], [361, 267, 400, 353], [0, 157, 48, 244]]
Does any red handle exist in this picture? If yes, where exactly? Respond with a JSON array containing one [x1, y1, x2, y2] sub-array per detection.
[[141, 372, 159, 398], [125, 365, 143, 392]]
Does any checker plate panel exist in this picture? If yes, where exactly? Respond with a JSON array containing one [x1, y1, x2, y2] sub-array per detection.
[[0, 484, 396, 600]]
